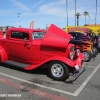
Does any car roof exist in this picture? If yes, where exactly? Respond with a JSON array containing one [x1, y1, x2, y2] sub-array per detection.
[[7, 28, 46, 33]]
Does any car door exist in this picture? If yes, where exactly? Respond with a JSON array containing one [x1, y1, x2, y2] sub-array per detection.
[[7, 31, 36, 64]]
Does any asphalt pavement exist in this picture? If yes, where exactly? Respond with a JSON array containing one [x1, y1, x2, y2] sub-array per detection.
[[0, 54, 100, 100]]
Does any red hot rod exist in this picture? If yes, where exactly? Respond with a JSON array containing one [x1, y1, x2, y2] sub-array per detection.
[[0, 24, 86, 81]]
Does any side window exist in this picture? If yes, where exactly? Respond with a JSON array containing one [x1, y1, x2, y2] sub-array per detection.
[[11, 32, 29, 40], [32, 32, 45, 39]]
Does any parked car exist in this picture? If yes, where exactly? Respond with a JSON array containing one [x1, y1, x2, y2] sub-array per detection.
[[0, 24, 85, 82], [68, 31, 97, 62]]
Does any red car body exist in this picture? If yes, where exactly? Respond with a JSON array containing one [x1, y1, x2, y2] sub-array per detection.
[[0, 24, 85, 81], [0, 30, 4, 38]]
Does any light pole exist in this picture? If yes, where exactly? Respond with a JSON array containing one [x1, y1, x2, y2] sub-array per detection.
[[95, 0, 97, 26], [17, 13, 21, 27], [66, 0, 68, 26], [75, 0, 77, 26]]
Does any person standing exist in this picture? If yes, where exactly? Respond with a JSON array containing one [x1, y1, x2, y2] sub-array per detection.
[[3, 31, 6, 38]]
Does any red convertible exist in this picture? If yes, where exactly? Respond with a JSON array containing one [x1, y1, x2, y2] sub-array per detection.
[[0, 24, 85, 82]]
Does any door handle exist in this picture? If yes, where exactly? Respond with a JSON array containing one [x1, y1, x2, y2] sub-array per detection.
[[27, 44, 31, 49]]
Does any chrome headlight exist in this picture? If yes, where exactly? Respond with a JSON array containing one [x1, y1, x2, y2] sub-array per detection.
[[70, 47, 74, 60], [76, 49, 80, 56]]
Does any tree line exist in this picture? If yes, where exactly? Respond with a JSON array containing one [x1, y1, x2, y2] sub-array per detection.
[[76, 11, 89, 26]]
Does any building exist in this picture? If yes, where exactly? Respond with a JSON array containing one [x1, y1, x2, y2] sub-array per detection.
[[84, 24, 100, 26]]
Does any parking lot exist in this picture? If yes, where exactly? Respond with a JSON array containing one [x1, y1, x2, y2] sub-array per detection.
[[0, 54, 100, 100]]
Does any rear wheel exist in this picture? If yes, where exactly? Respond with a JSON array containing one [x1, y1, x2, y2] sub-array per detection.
[[48, 61, 69, 81], [82, 50, 91, 62]]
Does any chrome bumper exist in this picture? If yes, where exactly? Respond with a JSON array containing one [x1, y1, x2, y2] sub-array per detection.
[[66, 65, 86, 83]]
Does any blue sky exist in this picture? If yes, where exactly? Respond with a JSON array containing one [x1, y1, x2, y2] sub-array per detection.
[[0, 0, 100, 29]]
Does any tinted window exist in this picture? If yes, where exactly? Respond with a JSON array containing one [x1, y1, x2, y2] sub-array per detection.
[[11, 32, 29, 40]]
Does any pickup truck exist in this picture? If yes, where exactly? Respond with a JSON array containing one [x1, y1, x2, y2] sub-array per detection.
[[0, 24, 86, 82]]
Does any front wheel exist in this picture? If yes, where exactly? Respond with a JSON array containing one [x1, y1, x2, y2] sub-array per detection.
[[48, 61, 69, 81], [82, 50, 91, 62]]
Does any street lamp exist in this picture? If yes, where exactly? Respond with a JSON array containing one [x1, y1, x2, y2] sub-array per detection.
[[17, 13, 21, 27], [66, 0, 68, 26], [95, 0, 97, 26], [75, 0, 77, 26]]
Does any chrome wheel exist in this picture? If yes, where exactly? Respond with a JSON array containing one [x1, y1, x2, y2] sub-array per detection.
[[51, 63, 64, 78], [83, 51, 91, 62], [48, 61, 69, 81]]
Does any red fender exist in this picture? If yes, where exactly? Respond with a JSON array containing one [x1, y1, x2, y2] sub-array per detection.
[[25, 56, 75, 70], [73, 53, 84, 68], [0, 46, 8, 62]]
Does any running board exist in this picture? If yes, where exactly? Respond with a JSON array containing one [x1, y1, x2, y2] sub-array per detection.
[[4, 60, 31, 69]]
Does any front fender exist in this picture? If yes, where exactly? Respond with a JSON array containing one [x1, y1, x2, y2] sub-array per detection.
[[0, 46, 8, 62], [25, 56, 75, 70], [46, 56, 75, 67], [73, 53, 84, 68]]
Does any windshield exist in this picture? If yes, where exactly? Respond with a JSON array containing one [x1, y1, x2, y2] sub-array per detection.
[[32, 32, 45, 39]]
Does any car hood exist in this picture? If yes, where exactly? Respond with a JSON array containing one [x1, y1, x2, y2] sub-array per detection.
[[41, 24, 72, 49]]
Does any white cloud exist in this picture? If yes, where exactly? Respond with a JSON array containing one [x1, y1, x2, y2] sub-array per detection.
[[0, 9, 13, 16], [31, 0, 45, 9], [9, 0, 30, 11], [38, 0, 67, 17]]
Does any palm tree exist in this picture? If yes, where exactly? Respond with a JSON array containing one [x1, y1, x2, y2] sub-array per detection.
[[88, 16, 91, 24], [76, 12, 81, 26], [83, 11, 89, 25]]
